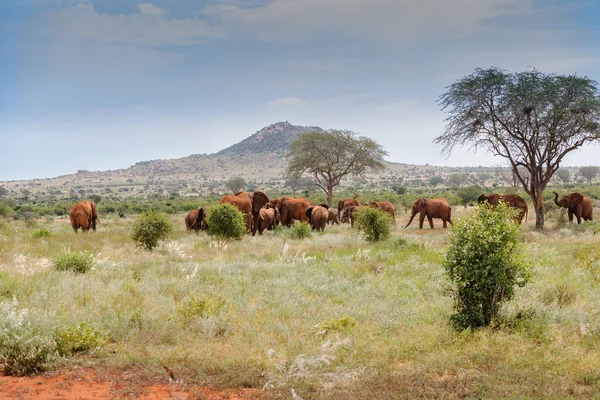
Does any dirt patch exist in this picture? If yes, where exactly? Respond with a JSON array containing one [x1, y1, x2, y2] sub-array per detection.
[[0, 368, 267, 399]]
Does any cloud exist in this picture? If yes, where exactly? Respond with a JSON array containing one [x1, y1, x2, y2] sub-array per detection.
[[138, 3, 166, 16], [36, 0, 534, 47], [266, 96, 310, 108]]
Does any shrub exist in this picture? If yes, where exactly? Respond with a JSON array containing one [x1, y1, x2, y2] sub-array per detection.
[[289, 221, 312, 239], [0, 202, 13, 218], [444, 203, 531, 330], [354, 207, 393, 242], [0, 300, 56, 376], [314, 315, 356, 335], [32, 228, 51, 238], [177, 295, 230, 336], [131, 211, 174, 250], [54, 322, 108, 356], [206, 204, 246, 240], [52, 249, 94, 273]]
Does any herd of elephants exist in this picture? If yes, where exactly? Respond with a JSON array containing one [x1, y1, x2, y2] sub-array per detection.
[[68, 190, 594, 235]]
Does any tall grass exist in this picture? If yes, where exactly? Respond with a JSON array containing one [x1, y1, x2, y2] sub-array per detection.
[[0, 213, 598, 397]]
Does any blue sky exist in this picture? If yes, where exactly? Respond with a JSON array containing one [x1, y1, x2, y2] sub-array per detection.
[[1, 0, 599, 180]]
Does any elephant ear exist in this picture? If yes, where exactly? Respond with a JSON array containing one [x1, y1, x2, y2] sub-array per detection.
[[338, 200, 343, 211], [319, 203, 329, 209], [252, 191, 270, 214], [305, 206, 314, 220], [477, 194, 487, 204], [569, 193, 584, 206], [197, 207, 205, 222]]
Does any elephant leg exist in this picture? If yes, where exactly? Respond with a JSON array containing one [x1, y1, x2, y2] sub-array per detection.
[[442, 217, 447, 228], [419, 212, 426, 229], [427, 215, 434, 229], [568, 210, 573, 223]]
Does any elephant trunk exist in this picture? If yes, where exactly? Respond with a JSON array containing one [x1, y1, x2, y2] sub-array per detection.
[[404, 212, 417, 228], [553, 192, 561, 208]]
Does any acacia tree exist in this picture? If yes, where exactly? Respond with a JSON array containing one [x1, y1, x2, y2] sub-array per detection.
[[225, 176, 247, 193], [286, 130, 388, 207], [555, 168, 571, 186], [579, 166, 599, 185], [436, 68, 600, 228]]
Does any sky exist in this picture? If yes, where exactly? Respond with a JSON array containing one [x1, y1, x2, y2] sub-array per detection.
[[1, 0, 599, 181]]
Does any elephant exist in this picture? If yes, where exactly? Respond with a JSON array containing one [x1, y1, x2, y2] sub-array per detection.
[[364, 201, 397, 224], [258, 206, 280, 235], [305, 204, 329, 232], [341, 205, 362, 227], [277, 197, 312, 227], [327, 208, 339, 225], [338, 199, 360, 218], [219, 191, 269, 235], [553, 191, 593, 223], [477, 193, 528, 224], [405, 198, 452, 229], [69, 200, 100, 232], [185, 207, 207, 233]]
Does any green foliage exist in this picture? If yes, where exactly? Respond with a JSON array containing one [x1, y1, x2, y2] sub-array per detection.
[[500, 308, 549, 340], [32, 228, 51, 238], [289, 221, 312, 239], [53, 249, 94, 273], [0, 301, 56, 376], [0, 202, 13, 218], [207, 204, 246, 240], [354, 207, 393, 242], [314, 315, 356, 335], [177, 295, 227, 326], [225, 176, 247, 194], [54, 322, 108, 356], [457, 185, 482, 204], [444, 203, 531, 330], [131, 211, 174, 250]]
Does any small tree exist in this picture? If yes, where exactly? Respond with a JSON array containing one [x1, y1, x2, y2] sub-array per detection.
[[131, 211, 173, 251], [457, 185, 482, 205], [555, 168, 571, 186], [0, 186, 8, 198], [429, 176, 445, 187], [436, 67, 600, 229], [286, 130, 388, 207], [207, 204, 246, 240], [579, 166, 599, 185], [284, 176, 314, 194], [447, 173, 467, 187], [354, 207, 393, 242], [444, 203, 531, 330], [225, 177, 246, 194]]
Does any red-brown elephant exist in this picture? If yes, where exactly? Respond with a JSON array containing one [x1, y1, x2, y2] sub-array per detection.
[[277, 197, 312, 227], [338, 198, 360, 219], [305, 205, 329, 232], [364, 201, 397, 224], [69, 200, 100, 232], [219, 191, 269, 235], [405, 198, 452, 229], [477, 193, 528, 224], [258, 206, 280, 235], [341, 205, 363, 227], [553, 191, 593, 223], [185, 207, 207, 233], [327, 208, 339, 225]]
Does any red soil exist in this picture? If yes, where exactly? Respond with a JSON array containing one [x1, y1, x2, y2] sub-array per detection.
[[0, 368, 265, 399]]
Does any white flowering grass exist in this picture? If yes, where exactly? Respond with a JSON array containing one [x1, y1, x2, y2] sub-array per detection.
[[0, 214, 598, 396]]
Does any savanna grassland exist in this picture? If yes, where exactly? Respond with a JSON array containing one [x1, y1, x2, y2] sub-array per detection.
[[1, 207, 600, 399]]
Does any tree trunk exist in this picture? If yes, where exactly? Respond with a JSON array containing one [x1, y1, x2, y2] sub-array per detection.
[[327, 186, 333, 208], [532, 190, 544, 229]]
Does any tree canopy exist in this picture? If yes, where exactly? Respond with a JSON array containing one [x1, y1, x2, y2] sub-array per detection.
[[579, 166, 599, 185], [436, 67, 600, 228], [225, 177, 247, 194], [286, 130, 388, 206]]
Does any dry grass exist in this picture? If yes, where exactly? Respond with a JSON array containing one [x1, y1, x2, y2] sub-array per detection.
[[0, 211, 599, 398]]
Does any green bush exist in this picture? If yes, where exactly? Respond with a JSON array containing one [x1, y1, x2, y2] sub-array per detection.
[[131, 211, 174, 250], [0, 202, 14, 218], [32, 228, 51, 238], [206, 204, 246, 240], [444, 203, 531, 330], [54, 322, 108, 356], [53, 249, 94, 273], [0, 301, 56, 376], [289, 221, 312, 239], [354, 207, 393, 242], [314, 315, 356, 335]]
